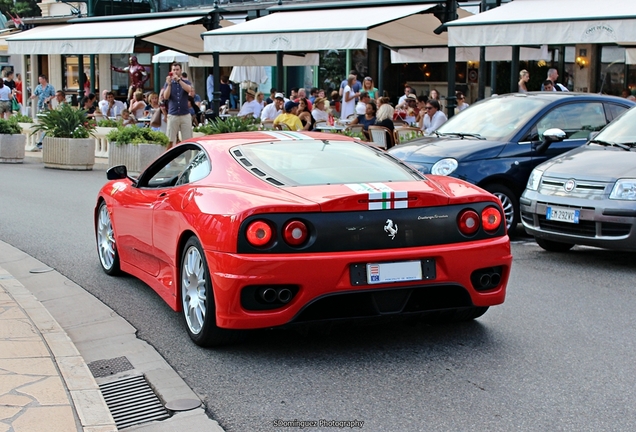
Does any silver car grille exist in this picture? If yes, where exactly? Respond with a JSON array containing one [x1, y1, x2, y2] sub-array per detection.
[[539, 177, 610, 199]]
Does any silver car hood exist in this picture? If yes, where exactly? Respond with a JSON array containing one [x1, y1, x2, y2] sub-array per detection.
[[540, 145, 636, 181]]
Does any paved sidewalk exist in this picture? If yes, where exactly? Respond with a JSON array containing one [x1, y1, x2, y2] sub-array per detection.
[[0, 239, 224, 432], [0, 265, 116, 432]]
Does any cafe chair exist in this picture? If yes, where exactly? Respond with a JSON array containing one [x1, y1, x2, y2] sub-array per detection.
[[261, 120, 275, 130], [394, 127, 423, 144], [274, 123, 291, 131], [368, 125, 396, 149]]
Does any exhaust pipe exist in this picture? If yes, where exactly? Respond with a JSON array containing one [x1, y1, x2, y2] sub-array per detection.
[[260, 288, 277, 303], [277, 288, 293, 303], [490, 272, 501, 287], [479, 274, 491, 288]]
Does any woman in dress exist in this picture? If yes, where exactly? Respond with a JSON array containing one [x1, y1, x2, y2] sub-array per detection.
[[297, 97, 314, 131], [518, 69, 530, 93], [361, 76, 378, 100]]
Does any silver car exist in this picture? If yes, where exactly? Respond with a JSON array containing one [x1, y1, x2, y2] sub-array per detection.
[[521, 107, 636, 252]]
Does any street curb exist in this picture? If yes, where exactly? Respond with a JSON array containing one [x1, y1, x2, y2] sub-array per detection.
[[0, 266, 117, 432]]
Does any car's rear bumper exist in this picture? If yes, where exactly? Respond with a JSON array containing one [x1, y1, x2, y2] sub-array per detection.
[[521, 191, 636, 250], [205, 237, 512, 329]]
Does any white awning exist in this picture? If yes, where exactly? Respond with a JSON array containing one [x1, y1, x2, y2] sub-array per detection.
[[390, 45, 549, 63], [153, 51, 319, 67], [447, 0, 636, 47], [202, 4, 459, 52], [7, 16, 201, 54], [627, 48, 636, 65]]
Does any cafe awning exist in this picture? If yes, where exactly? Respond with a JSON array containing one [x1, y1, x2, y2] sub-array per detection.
[[7, 16, 203, 55], [202, 3, 458, 52], [391, 45, 549, 63], [447, 0, 636, 47], [152, 50, 320, 67]]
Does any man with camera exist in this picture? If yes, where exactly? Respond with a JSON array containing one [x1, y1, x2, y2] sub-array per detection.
[[162, 62, 194, 148]]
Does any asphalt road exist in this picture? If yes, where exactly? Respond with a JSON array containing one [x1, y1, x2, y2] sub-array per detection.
[[2, 159, 635, 431]]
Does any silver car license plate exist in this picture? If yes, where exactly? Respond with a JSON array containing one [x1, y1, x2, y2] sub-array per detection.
[[546, 206, 580, 224]]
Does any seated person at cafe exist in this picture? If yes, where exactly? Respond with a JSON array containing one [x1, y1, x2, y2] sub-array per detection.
[[355, 91, 371, 115], [422, 99, 447, 135], [274, 101, 303, 131], [542, 80, 554, 92], [311, 97, 329, 123], [238, 89, 263, 118], [121, 109, 136, 127], [100, 91, 126, 118], [261, 92, 285, 121], [295, 88, 313, 111], [395, 94, 418, 124], [350, 100, 377, 132]]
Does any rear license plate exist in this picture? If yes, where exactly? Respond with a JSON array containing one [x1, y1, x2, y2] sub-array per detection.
[[546, 206, 580, 224], [367, 260, 422, 284]]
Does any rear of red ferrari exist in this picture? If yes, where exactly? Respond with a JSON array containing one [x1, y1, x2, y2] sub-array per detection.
[[203, 176, 512, 330]]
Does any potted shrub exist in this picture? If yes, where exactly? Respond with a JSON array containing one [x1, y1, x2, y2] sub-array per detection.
[[106, 126, 169, 175], [0, 118, 26, 163], [194, 116, 260, 136], [31, 104, 96, 170]]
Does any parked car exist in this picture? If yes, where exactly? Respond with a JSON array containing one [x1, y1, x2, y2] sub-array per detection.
[[95, 131, 512, 347], [521, 106, 636, 251], [389, 92, 634, 231]]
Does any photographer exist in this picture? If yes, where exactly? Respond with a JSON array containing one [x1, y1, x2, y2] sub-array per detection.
[[162, 62, 193, 148]]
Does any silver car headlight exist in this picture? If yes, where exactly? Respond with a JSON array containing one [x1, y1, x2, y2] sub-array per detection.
[[610, 179, 636, 200], [431, 158, 458, 176], [526, 169, 544, 191]]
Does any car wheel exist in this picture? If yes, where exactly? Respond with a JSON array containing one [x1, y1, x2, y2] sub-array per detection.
[[181, 236, 245, 347], [484, 184, 518, 232], [423, 306, 489, 324], [96, 202, 121, 276], [535, 238, 574, 252]]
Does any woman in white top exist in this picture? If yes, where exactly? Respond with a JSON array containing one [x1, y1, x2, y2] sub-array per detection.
[[340, 74, 359, 120], [518, 70, 529, 93], [311, 97, 329, 123], [129, 91, 146, 119]]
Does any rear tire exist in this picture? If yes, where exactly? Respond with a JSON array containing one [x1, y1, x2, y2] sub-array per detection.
[[422, 306, 489, 324], [180, 236, 245, 347], [484, 184, 518, 232], [536, 237, 574, 252]]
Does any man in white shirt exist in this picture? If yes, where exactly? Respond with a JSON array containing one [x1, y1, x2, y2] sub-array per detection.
[[397, 86, 414, 107], [238, 89, 262, 118], [541, 68, 569, 92], [261, 92, 284, 121], [100, 91, 126, 117], [97, 89, 109, 113], [422, 99, 447, 135], [355, 91, 371, 115]]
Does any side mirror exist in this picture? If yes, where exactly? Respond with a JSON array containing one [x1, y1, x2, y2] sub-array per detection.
[[535, 128, 566, 154], [107, 165, 128, 180], [588, 131, 600, 141]]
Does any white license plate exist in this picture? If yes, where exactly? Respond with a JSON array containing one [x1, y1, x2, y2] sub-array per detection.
[[367, 261, 422, 284], [546, 206, 580, 224]]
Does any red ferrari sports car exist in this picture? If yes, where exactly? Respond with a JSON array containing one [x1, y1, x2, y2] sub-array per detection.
[[95, 131, 512, 346]]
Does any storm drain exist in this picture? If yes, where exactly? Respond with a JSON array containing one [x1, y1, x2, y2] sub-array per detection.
[[98, 374, 170, 429]]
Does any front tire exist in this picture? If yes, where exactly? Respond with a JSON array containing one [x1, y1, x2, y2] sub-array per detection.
[[96, 202, 121, 276], [180, 236, 245, 347], [536, 238, 574, 252], [484, 184, 518, 232]]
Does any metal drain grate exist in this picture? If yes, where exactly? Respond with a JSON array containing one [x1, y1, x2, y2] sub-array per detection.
[[88, 356, 134, 378], [99, 374, 170, 429]]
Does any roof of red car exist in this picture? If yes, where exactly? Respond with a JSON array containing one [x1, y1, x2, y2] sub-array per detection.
[[192, 131, 355, 149]]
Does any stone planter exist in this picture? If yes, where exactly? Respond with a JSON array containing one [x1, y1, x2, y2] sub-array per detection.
[[0, 134, 26, 163], [42, 137, 95, 170], [108, 142, 166, 176]]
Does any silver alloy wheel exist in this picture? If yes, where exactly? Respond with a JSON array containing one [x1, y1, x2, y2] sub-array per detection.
[[97, 204, 116, 270], [493, 191, 514, 229], [181, 245, 207, 335]]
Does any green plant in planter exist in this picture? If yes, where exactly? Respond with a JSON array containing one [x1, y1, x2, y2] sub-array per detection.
[[329, 129, 367, 141], [194, 116, 260, 135], [11, 113, 34, 123], [97, 118, 122, 128], [0, 118, 23, 135], [106, 126, 170, 146], [31, 104, 96, 138]]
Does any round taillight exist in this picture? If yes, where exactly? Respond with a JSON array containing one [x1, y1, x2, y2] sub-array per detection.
[[458, 209, 480, 236], [246, 220, 272, 247], [481, 206, 502, 233], [283, 220, 308, 246]]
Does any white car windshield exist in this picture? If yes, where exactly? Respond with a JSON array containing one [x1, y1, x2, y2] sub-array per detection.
[[436, 95, 548, 141], [594, 106, 636, 144]]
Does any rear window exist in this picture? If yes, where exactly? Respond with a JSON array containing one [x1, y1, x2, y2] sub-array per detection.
[[232, 140, 420, 186]]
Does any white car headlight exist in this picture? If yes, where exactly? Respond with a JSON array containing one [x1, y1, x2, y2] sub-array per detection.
[[431, 158, 458, 176], [610, 179, 636, 200], [526, 169, 544, 191]]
